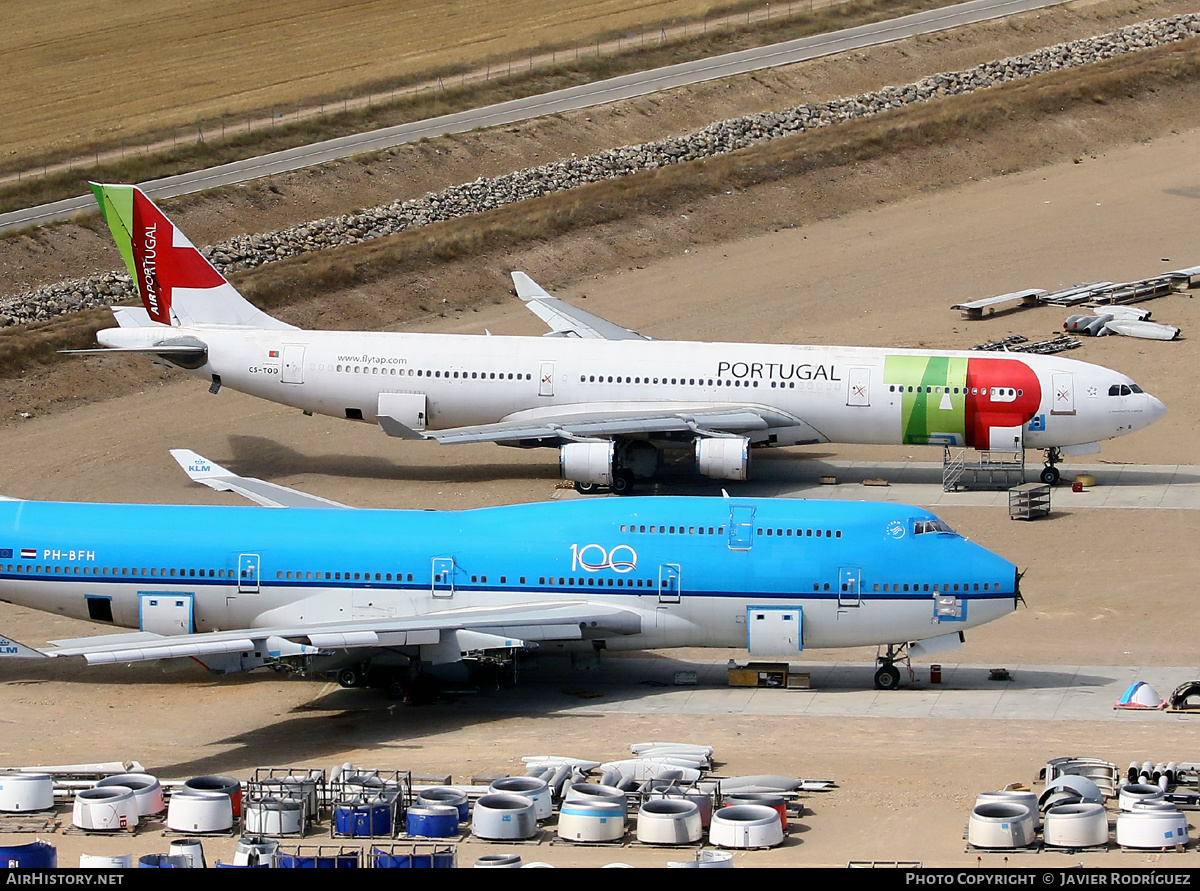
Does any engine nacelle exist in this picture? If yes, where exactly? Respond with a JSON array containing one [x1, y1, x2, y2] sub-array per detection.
[[560, 441, 615, 486], [695, 436, 749, 480]]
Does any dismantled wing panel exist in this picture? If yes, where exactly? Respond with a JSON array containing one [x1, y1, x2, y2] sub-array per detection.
[[21, 602, 644, 669], [169, 449, 350, 509], [513, 272, 648, 341], [417, 402, 824, 445]]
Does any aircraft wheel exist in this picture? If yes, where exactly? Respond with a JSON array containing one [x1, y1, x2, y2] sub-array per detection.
[[386, 677, 407, 700], [337, 667, 362, 688], [574, 481, 600, 495], [1039, 466, 1061, 486], [611, 470, 635, 496], [874, 664, 901, 691]]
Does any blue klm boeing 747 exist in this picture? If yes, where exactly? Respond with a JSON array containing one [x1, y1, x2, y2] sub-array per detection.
[[0, 452, 1018, 692]]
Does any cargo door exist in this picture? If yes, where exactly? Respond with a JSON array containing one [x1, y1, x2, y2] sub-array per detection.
[[746, 605, 803, 656], [139, 592, 194, 635]]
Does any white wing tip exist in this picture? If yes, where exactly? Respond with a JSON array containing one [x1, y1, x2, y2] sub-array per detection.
[[168, 449, 231, 481], [512, 271, 552, 301]]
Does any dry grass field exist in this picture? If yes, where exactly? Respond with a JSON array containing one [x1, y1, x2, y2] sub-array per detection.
[[0, 0, 767, 161]]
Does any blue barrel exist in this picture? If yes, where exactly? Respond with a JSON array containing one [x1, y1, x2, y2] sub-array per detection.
[[0, 840, 56, 868], [406, 805, 459, 838], [276, 850, 359, 868], [334, 798, 391, 837], [373, 847, 456, 868]]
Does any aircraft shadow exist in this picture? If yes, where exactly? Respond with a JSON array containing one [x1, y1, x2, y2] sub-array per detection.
[[223, 434, 558, 485]]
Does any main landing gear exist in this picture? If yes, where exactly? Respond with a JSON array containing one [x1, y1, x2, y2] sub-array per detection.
[[574, 469, 636, 496], [1039, 447, 1063, 486], [874, 643, 914, 691]]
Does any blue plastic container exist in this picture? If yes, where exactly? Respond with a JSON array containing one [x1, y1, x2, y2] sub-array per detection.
[[0, 840, 56, 869]]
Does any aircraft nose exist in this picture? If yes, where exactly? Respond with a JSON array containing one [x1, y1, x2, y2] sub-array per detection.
[[1145, 393, 1167, 426]]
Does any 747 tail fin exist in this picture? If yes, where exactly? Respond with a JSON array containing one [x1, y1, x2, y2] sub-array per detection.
[[90, 183, 294, 331]]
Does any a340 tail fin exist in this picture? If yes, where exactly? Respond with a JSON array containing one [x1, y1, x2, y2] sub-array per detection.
[[90, 183, 294, 331]]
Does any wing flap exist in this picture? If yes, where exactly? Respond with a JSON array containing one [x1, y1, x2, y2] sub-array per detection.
[[422, 402, 822, 445], [25, 602, 643, 668]]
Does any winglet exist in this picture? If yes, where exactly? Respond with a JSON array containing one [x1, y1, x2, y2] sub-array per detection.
[[0, 634, 47, 659], [169, 449, 350, 509], [513, 271, 554, 301], [510, 271, 648, 341]]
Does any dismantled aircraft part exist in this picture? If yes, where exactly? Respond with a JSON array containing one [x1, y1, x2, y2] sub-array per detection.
[[723, 792, 788, 829], [563, 783, 628, 818], [472, 793, 538, 840], [1119, 784, 1165, 812], [636, 798, 703, 846], [968, 802, 1035, 849], [490, 776, 552, 820], [78, 854, 133, 869], [695, 436, 750, 481], [244, 797, 304, 835], [1115, 809, 1189, 849], [1043, 758, 1119, 799], [417, 787, 470, 823], [558, 798, 626, 842], [73, 786, 139, 831], [1040, 776, 1103, 811], [167, 789, 234, 833], [0, 773, 54, 813], [709, 804, 785, 849], [976, 790, 1040, 829], [474, 853, 523, 868], [96, 773, 163, 817], [1043, 803, 1109, 848], [560, 441, 615, 487], [233, 837, 280, 867]]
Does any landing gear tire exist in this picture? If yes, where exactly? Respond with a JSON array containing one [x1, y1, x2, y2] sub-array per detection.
[[1039, 466, 1061, 486], [337, 667, 363, 688], [574, 481, 600, 495], [874, 664, 901, 691], [386, 677, 407, 700], [611, 469, 635, 496]]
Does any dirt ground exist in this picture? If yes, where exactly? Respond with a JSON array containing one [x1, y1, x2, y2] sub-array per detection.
[[4, 0, 1200, 869]]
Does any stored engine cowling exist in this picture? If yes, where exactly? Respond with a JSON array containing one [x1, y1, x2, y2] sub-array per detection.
[[560, 441, 615, 486], [695, 436, 750, 480]]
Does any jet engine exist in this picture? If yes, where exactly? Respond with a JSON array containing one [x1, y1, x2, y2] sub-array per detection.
[[560, 441, 615, 486], [695, 436, 750, 480]]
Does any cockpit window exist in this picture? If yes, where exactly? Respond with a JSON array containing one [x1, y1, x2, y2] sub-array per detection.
[[1108, 384, 1134, 396], [1130, 383, 1143, 394], [914, 518, 955, 535]]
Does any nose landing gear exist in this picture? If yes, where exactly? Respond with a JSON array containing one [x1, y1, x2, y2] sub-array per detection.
[[1039, 447, 1063, 486]]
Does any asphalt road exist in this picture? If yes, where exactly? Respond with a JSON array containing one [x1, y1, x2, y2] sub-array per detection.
[[0, 0, 1065, 233]]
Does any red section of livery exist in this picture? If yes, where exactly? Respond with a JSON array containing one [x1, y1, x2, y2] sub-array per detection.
[[131, 192, 225, 324], [963, 357, 1042, 448]]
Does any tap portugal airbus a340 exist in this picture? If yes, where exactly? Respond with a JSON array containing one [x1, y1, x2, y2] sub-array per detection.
[[81, 184, 1166, 492], [0, 451, 1019, 692]]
